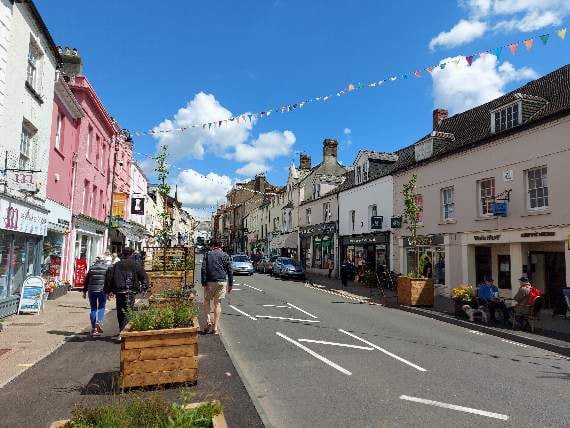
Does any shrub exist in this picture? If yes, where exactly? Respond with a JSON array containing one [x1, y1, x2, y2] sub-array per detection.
[[127, 303, 198, 331]]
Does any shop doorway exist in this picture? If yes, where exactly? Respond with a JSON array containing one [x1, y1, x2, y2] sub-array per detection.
[[497, 255, 511, 289], [530, 251, 566, 309], [475, 246, 492, 285]]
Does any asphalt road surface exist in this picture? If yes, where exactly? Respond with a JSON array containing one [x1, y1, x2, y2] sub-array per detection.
[[202, 260, 570, 427]]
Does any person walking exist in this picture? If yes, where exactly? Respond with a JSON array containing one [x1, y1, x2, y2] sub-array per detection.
[[83, 255, 109, 337], [201, 240, 233, 335], [326, 257, 334, 279], [111, 252, 121, 265], [340, 258, 353, 288], [104, 247, 148, 331]]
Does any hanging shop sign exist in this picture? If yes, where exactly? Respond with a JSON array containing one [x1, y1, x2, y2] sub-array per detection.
[[390, 216, 402, 229], [5, 170, 42, 192], [0, 199, 48, 235], [370, 216, 383, 230], [74, 258, 87, 288], [18, 276, 45, 314], [112, 192, 127, 218], [491, 201, 508, 217], [131, 197, 145, 215]]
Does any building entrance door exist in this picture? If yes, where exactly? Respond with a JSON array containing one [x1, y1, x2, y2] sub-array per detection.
[[475, 246, 492, 285], [498, 254, 511, 290], [545, 253, 566, 310]]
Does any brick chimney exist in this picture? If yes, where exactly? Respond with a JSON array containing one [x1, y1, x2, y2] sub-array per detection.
[[433, 108, 448, 130], [300, 153, 311, 170], [254, 174, 266, 193], [58, 46, 83, 79], [323, 139, 338, 160]]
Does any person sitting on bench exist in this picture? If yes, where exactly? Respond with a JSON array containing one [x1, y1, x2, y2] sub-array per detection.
[[477, 276, 511, 325]]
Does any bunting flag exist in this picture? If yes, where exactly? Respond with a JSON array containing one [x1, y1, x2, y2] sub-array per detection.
[[523, 38, 534, 50], [129, 25, 567, 138]]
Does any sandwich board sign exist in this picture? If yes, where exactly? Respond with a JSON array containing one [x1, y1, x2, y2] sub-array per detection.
[[18, 276, 45, 314]]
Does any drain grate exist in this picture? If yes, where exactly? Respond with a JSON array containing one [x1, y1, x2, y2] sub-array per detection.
[[9, 323, 44, 326], [0, 349, 11, 357]]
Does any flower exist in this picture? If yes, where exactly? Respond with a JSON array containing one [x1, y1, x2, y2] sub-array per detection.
[[451, 284, 476, 301]]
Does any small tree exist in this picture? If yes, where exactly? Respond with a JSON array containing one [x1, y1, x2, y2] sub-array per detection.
[[402, 174, 423, 278], [154, 145, 171, 247]]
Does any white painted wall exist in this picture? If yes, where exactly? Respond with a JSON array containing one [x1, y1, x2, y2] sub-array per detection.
[[0, 0, 12, 121], [0, 2, 57, 203], [129, 162, 147, 225]]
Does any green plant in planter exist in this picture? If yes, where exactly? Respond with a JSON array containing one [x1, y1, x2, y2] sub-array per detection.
[[402, 174, 424, 278], [153, 145, 172, 248], [154, 288, 194, 299], [65, 392, 222, 428], [127, 303, 198, 331]]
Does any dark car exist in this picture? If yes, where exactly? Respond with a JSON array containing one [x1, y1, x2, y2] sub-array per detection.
[[275, 257, 305, 279]]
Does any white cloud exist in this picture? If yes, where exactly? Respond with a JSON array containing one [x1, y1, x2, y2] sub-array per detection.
[[343, 128, 351, 135], [183, 207, 213, 221], [152, 93, 296, 177], [431, 1, 570, 50], [431, 54, 538, 114], [233, 130, 296, 176], [429, 20, 487, 50], [174, 169, 232, 207]]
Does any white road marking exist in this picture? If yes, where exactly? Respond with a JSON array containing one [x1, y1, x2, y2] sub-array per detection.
[[287, 302, 318, 319], [256, 315, 320, 323], [298, 339, 373, 350], [229, 305, 257, 321], [501, 339, 528, 348], [468, 330, 484, 335], [231, 288, 242, 291], [276, 332, 352, 375], [276, 305, 288, 308], [242, 283, 263, 292], [338, 329, 426, 372], [263, 304, 276, 307], [399, 395, 509, 420]]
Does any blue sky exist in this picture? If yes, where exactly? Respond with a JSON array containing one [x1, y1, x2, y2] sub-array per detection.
[[36, 0, 570, 218]]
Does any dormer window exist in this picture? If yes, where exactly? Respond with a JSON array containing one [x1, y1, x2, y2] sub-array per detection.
[[491, 101, 521, 133]]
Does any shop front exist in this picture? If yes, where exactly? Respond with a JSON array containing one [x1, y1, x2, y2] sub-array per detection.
[[401, 234, 446, 286], [463, 226, 570, 310], [269, 231, 298, 259], [70, 214, 106, 289], [300, 222, 337, 275], [43, 199, 72, 282], [0, 197, 48, 318], [341, 232, 390, 281]]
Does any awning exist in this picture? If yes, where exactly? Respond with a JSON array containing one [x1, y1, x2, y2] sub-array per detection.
[[116, 222, 148, 242]]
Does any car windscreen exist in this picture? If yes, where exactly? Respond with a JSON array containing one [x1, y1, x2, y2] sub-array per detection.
[[232, 256, 250, 262]]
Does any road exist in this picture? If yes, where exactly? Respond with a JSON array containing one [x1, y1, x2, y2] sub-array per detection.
[[200, 260, 570, 427]]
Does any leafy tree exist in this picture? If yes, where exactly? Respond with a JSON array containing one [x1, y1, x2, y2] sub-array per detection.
[[154, 145, 171, 247], [402, 174, 424, 278]]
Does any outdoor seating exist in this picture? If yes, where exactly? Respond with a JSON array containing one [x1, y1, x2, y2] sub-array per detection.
[[512, 296, 544, 332]]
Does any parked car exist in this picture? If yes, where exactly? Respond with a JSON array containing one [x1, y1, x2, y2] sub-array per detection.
[[231, 255, 254, 275], [271, 257, 287, 276], [258, 255, 278, 273], [277, 258, 305, 280]]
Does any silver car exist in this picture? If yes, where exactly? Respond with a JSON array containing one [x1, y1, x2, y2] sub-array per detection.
[[231, 255, 255, 275], [277, 258, 305, 279]]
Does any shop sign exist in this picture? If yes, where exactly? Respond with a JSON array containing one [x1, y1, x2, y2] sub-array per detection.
[[343, 232, 388, 246], [491, 201, 508, 217], [521, 231, 555, 238], [57, 218, 69, 226], [503, 170, 513, 182], [299, 222, 336, 237], [5, 170, 42, 192], [473, 234, 501, 241], [18, 276, 45, 314], [0, 199, 48, 236], [370, 216, 383, 230], [131, 197, 145, 215], [403, 234, 444, 247], [74, 259, 87, 288], [112, 192, 127, 217], [391, 216, 402, 228]]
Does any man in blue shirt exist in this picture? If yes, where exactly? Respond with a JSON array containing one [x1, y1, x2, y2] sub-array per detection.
[[477, 277, 510, 324]]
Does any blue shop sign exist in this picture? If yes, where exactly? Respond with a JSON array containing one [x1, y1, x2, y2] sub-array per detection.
[[491, 201, 508, 217]]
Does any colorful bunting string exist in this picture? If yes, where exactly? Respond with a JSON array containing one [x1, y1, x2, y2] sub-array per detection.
[[127, 25, 567, 141]]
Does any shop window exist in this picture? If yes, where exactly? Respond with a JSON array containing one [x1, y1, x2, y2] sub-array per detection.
[[478, 178, 495, 216], [55, 113, 63, 151], [0, 234, 10, 299], [406, 246, 445, 285], [323, 202, 331, 222], [10, 236, 28, 295], [313, 237, 322, 268], [306, 208, 311, 225], [526, 166, 548, 210], [441, 187, 455, 221], [321, 235, 333, 269]]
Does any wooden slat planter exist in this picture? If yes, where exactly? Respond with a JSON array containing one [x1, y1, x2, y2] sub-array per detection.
[[50, 401, 227, 428], [397, 276, 434, 306], [119, 317, 199, 389], [148, 272, 184, 294], [148, 294, 195, 309]]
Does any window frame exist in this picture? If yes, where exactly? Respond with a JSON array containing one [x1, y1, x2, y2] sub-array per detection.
[[86, 126, 93, 160], [526, 166, 549, 211], [491, 101, 522, 133], [19, 122, 35, 170], [323, 202, 331, 222], [54, 114, 63, 151], [478, 178, 496, 217], [26, 40, 41, 91], [306, 208, 311, 225], [350, 210, 355, 232], [441, 187, 455, 222]]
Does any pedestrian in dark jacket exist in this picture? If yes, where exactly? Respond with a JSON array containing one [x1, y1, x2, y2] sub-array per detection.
[[104, 247, 149, 331], [83, 256, 109, 336], [201, 240, 233, 335]]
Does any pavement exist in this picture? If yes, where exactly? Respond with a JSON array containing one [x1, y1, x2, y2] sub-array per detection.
[[0, 288, 262, 427], [219, 269, 570, 427]]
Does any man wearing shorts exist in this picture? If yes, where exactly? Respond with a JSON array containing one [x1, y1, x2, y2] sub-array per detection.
[[201, 240, 233, 334]]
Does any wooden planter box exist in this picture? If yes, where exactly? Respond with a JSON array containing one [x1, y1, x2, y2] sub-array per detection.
[[397, 276, 434, 306], [148, 293, 195, 309], [148, 272, 184, 294], [119, 317, 199, 389], [50, 401, 227, 428]]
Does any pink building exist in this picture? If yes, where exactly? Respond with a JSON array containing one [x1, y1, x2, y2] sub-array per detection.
[[44, 75, 83, 282]]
